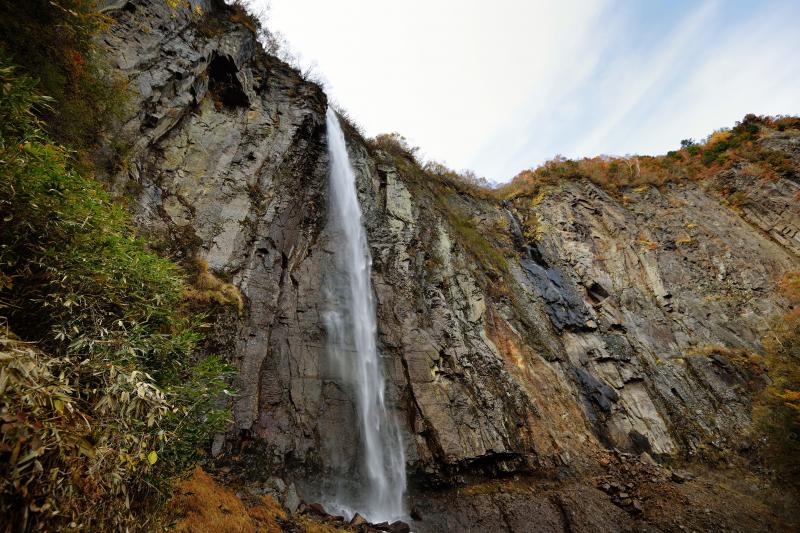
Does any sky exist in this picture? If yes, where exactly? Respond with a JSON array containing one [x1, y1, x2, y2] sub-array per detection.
[[254, 0, 800, 183]]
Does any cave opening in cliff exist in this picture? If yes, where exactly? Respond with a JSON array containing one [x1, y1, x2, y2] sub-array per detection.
[[208, 53, 249, 110]]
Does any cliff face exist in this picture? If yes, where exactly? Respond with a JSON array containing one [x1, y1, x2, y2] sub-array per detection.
[[100, 1, 799, 529]]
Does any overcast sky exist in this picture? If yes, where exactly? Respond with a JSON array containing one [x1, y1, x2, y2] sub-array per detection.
[[255, 0, 800, 183]]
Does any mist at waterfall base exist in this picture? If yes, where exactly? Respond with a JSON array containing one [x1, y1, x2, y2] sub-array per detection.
[[319, 107, 407, 523]]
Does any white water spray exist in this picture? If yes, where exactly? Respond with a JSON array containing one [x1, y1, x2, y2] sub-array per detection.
[[323, 107, 406, 522]]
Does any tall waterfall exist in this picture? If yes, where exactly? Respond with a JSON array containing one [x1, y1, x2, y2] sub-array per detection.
[[323, 107, 406, 522]]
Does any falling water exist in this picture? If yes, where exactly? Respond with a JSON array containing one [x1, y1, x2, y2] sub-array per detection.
[[323, 107, 406, 522]]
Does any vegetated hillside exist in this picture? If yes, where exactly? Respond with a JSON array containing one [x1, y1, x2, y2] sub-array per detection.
[[0, 0, 799, 531], [0, 3, 244, 530]]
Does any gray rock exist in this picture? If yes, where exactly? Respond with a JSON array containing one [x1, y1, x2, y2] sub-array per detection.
[[283, 483, 300, 512], [671, 470, 695, 483], [211, 432, 225, 457], [349, 512, 367, 526], [96, 2, 800, 530], [263, 476, 286, 496]]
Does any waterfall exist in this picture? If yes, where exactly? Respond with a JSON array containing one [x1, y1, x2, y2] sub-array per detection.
[[323, 107, 407, 522]]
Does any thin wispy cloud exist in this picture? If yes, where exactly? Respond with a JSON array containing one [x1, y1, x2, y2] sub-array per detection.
[[567, 1, 720, 158], [260, 0, 800, 182]]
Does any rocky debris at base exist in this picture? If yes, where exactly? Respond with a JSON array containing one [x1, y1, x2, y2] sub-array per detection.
[[595, 450, 669, 517], [408, 463, 795, 532], [296, 502, 411, 533], [372, 521, 411, 533], [349, 513, 367, 526]]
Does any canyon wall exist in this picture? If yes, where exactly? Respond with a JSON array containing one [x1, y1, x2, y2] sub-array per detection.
[[99, 0, 799, 529]]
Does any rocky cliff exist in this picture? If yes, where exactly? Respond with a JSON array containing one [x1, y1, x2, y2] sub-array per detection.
[[98, 1, 799, 530]]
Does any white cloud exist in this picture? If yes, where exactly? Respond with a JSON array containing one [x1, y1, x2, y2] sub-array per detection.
[[257, 0, 800, 182]]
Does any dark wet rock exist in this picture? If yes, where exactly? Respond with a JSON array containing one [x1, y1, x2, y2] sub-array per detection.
[[372, 521, 410, 532], [298, 501, 329, 517], [387, 521, 411, 533], [308, 502, 327, 516], [505, 213, 593, 332], [573, 367, 619, 413], [520, 258, 592, 331]]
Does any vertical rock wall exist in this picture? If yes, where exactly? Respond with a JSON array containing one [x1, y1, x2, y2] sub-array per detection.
[[101, 0, 800, 500]]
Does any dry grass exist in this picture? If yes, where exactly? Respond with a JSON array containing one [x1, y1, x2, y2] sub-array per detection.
[[185, 259, 244, 312], [170, 468, 255, 533], [726, 191, 750, 209], [227, 2, 260, 33], [247, 496, 287, 532], [683, 344, 765, 375], [169, 468, 286, 533], [168, 468, 351, 533]]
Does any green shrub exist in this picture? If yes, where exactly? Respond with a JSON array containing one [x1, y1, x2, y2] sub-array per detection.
[[727, 191, 749, 209], [446, 207, 508, 275], [0, 0, 128, 152], [0, 55, 232, 531]]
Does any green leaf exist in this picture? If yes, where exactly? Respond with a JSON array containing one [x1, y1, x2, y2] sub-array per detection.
[[147, 450, 158, 465]]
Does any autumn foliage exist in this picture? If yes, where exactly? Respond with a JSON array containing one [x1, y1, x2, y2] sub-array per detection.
[[755, 272, 800, 484], [168, 468, 349, 533], [0, 0, 127, 150], [497, 114, 799, 201]]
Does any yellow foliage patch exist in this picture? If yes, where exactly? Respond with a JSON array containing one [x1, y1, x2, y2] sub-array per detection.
[[777, 390, 800, 403], [530, 190, 548, 206], [706, 129, 732, 146]]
